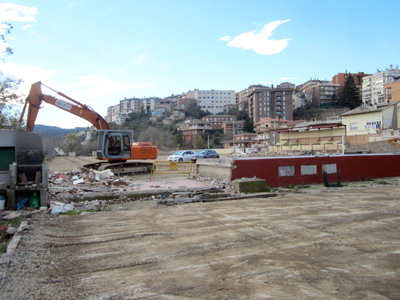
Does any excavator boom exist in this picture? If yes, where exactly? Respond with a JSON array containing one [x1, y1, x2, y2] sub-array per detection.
[[21, 81, 109, 131]]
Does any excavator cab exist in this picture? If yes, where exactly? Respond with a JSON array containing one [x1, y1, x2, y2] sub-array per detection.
[[96, 130, 133, 161]]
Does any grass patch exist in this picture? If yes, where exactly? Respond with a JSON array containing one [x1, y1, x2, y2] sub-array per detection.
[[361, 178, 373, 182], [377, 180, 390, 185], [0, 239, 10, 254], [0, 216, 24, 230], [58, 210, 81, 216], [0, 216, 24, 254]]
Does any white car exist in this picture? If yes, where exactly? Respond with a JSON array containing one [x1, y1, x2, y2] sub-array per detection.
[[168, 150, 196, 161]]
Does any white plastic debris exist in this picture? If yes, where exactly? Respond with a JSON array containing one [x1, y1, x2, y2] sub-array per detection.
[[51, 206, 67, 215], [63, 203, 74, 211], [73, 178, 84, 185]]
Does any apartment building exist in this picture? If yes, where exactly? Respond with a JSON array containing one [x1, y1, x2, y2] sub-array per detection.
[[194, 89, 236, 114], [151, 98, 173, 117], [332, 71, 371, 101], [178, 119, 213, 142], [293, 93, 312, 109], [385, 81, 400, 103], [201, 115, 237, 129], [174, 97, 196, 111], [297, 79, 339, 106], [237, 85, 265, 111], [119, 97, 144, 114], [362, 65, 400, 106], [222, 120, 244, 134], [244, 83, 294, 124], [106, 104, 124, 124]]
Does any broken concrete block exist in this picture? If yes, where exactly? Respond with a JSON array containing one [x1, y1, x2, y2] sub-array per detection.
[[231, 179, 269, 193], [35, 171, 42, 183], [19, 173, 28, 183], [3, 212, 22, 220], [6, 226, 17, 235]]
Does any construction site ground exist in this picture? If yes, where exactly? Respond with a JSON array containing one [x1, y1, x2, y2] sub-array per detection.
[[1, 156, 400, 299]]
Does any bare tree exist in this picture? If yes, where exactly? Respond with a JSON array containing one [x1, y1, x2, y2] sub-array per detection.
[[59, 132, 81, 154], [138, 126, 176, 150]]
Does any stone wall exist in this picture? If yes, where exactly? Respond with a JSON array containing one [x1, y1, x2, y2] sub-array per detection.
[[345, 141, 400, 153]]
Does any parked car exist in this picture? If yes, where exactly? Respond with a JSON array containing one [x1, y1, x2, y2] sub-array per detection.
[[168, 150, 196, 161], [191, 149, 220, 162]]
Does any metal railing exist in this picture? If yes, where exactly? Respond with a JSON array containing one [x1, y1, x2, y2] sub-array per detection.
[[149, 161, 196, 180]]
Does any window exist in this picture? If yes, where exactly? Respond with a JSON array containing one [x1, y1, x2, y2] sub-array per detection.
[[322, 164, 337, 174], [350, 123, 358, 130], [301, 165, 317, 175], [278, 166, 295, 177]]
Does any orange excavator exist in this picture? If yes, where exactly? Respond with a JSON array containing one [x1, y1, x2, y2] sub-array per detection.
[[19, 81, 157, 174]]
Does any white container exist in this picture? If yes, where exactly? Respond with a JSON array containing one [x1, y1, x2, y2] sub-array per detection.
[[0, 200, 5, 210]]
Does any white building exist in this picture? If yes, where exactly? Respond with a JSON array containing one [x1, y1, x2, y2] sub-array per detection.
[[293, 93, 312, 109], [362, 65, 400, 106], [194, 89, 236, 114]]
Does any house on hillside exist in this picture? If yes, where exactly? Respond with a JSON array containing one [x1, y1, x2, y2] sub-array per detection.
[[254, 118, 291, 148], [222, 120, 244, 134], [201, 115, 237, 129], [340, 102, 400, 144], [270, 123, 346, 151], [178, 119, 213, 142], [223, 132, 256, 150]]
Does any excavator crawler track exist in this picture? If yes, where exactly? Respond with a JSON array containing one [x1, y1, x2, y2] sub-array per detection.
[[83, 162, 153, 176]]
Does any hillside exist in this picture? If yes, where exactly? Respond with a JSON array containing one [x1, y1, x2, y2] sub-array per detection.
[[33, 124, 87, 138]]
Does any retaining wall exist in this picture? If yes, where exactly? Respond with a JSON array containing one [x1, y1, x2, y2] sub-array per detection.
[[196, 160, 232, 179]]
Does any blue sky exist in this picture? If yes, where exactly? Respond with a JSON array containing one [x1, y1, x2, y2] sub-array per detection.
[[1, 0, 399, 128]]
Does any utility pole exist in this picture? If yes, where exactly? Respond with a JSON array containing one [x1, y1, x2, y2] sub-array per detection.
[[208, 135, 209, 149], [232, 120, 235, 157]]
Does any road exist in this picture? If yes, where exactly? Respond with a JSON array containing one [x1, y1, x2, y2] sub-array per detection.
[[2, 182, 400, 299]]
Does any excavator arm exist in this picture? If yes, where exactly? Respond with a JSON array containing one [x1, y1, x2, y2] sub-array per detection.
[[20, 81, 109, 131]]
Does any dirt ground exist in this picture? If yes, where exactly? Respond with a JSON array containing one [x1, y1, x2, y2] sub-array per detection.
[[2, 185, 400, 299], [1, 157, 400, 299]]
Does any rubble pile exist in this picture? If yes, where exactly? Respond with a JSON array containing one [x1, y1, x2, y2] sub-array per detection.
[[194, 175, 235, 192], [246, 150, 341, 157], [48, 168, 146, 200]]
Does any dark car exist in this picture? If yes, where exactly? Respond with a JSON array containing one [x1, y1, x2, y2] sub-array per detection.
[[191, 149, 220, 162]]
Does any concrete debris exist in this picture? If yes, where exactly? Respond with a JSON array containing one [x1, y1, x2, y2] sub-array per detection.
[[195, 175, 236, 193], [2, 212, 22, 220], [17, 221, 32, 232], [6, 226, 17, 235]]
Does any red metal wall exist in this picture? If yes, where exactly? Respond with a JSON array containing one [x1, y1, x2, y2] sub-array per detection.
[[232, 154, 400, 187]]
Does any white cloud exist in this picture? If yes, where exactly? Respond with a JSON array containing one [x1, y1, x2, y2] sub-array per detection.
[[0, 3, 38, 22], [225, 20, 290, 55], [23, 24, 32, 30], [9, 36, 16, 40], [0, 61, 57, 95], [219, 36, 232, 42], [131, 54, 153, 66]]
